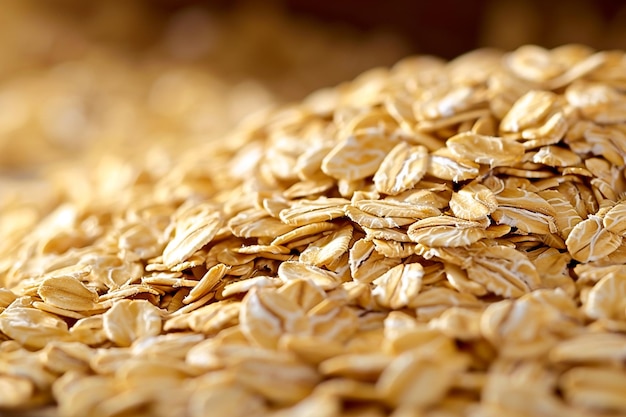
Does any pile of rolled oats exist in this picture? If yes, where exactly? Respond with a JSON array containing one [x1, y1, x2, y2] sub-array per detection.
[[2, 44, 626, 417]]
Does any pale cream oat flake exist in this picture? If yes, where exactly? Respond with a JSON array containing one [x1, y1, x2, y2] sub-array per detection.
[[449, 182, 498, 221], [602, 200, 626, 236], [283, 177, 336, 199], [566, 215, 622, 263], [278, 261, 342, 290], [228, 209, 294, 239], [371, 263, 423, 309], [37, 276, 99, 312], [279, 197, 349, 226], [426, 148, 480, 182], [0, 288, 17, 309], [373, 142, 428, 195], [102, 299, 162, 347], [537, 189, 583, 239], [233, 355, 320, 405], [39, 341, 94, 374], [298, 224, 353, 267], [479, 290, 579, 359], [491, 206, 558, 235], [177, 301, 240, 335], [494, 187, 556, 216], [53, 372, 119, 417], [319, 352, 392, 380], [183, 263, 230, 305], [549, 332, 626, 363], [322, 131, 399, 181], [500, 90, 557, 132], [0, 376, 35, 408], [221, 276, 280, 298], [430, 307, 483, 341], [277, 279, 327, 312], [162, 210, 223, 268], [98, 284, 162, 302], [583, 274, 626, 322], [234, 245, 289, 255], [32, 301, 87, 320], [188, 385, 267, 417], [354, 199, 441, 219], [478, 359, 578, 417], [0, 306, 70, 349], [520, 111, 568, 149], [278, 334, 345, 365], [447, 132, 525, 167], [372, 239, 416, 258], [532, 145, 581, 167], [416, 84, 483, 120], [376, 343, 468, 408], [271, 222, 337, 246], [307, 298, 359, 343], [466, 245, 541, 298], [560, 366, 626, 413], [407, 216, 486, 247], [239, 286, 309, 349], [444, 262, 488, 296], [345, 206, 414, 229], [69, 316, 107, 346], [416, 108, 491, 132], [349, 239, 403, 284]]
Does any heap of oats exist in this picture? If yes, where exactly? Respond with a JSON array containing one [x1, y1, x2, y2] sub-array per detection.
[[2, 45, 626, 417]]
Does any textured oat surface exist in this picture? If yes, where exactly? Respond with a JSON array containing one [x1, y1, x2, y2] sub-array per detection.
[[2, 45, 626, 417]]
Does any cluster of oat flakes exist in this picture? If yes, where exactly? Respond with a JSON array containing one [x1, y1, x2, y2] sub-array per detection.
[[1, 44, 626, 417]]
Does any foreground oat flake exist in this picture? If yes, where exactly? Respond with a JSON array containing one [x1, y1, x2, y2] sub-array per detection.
[[2, 44, 626, 417]]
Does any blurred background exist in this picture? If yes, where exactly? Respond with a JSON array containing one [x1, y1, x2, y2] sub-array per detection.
[[1, 0, 626, 176]]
